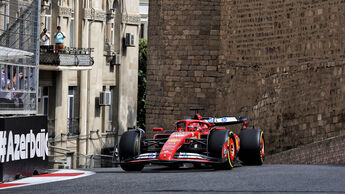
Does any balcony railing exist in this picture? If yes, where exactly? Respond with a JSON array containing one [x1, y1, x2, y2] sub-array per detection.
[[40, 46, 94, 69]]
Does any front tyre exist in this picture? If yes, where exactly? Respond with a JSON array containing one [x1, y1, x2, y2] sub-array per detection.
[[120, 163, 144, 171], [208, 130, 236, 170], [239, 129, 264, 165], [119, 131, 145, 171]]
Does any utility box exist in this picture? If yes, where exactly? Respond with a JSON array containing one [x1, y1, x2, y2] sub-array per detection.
[[99, 91, 111, 106], [125, 33, 135, 47], [0, 115, 48, 182], [113, 53, 121, 65]]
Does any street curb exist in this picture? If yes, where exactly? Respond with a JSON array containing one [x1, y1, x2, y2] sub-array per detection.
[[0, 169, 95, 190]]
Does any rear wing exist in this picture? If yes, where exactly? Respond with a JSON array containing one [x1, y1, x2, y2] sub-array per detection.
[[202, 116, 247, 126]]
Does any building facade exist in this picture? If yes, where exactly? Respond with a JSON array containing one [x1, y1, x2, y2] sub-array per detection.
[[147, 0, 345, 157], [139, 0, 148, 39], [37, 0, 140, 168]]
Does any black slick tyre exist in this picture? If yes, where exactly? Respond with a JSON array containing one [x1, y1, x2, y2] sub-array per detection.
[[119, 131, 144, 171], [208, 129, 236, 170], [239, 129, 264, 165], [120, 163, 145, 171]]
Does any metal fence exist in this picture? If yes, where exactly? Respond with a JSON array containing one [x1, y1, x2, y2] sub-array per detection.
[[0, 0, 40, 114]]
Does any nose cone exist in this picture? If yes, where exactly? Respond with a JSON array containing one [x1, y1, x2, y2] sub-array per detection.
[[159, 151, 173, 160], [159, 132, 192, 160]]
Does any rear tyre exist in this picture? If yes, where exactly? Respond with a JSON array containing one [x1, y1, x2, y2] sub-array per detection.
[[239, 129, 264, 165], [208, 130, 236, 170], [119, 131, 145, 171]]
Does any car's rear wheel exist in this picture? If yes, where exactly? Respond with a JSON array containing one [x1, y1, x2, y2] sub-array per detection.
[[208, 129, 236, 170], [119, 130, 145, 171], [239, 129, 264, 165]]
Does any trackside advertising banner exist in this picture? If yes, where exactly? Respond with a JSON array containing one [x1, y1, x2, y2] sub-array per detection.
[[0, 129, 48, 163], [0, 116, 48, 182]]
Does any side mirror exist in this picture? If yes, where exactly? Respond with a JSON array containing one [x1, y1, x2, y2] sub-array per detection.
[[153, 128, 163, 132]]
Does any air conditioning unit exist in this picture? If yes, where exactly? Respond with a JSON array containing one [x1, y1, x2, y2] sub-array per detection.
[[99, 91, 111, 106], [125, 33, 135, 47], [113, 53, 121, 65]]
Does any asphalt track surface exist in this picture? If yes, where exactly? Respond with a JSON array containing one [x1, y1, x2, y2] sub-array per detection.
[[2, 164, 345, 193]]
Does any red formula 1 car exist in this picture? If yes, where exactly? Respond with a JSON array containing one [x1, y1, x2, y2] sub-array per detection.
[[118, 110, 264, 171]]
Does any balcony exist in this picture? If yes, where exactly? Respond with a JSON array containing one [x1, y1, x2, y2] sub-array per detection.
[[39, 46, 94, 71]]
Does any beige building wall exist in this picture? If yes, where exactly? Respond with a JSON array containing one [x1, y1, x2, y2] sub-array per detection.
[[37, 0, 140, 168]]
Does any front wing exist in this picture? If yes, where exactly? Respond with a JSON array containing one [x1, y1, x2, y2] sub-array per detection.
[[119, 152, 228, 165]]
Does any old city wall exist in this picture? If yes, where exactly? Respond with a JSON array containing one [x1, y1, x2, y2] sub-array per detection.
[[265, 134, 345, 164], [217, 0, 345, 154], [147, 0, 221, 133], [147, 0, 345, 156]]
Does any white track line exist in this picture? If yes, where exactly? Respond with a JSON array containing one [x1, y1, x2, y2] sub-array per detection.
[[0, 169, 95, 190]]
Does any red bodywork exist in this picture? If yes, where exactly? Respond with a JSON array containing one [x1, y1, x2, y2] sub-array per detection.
[[157, 119, 240, 158], [126, 117, 243, 164], [119, 112, 265, 171]]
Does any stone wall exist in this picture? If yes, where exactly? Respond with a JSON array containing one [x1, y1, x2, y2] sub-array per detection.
[[266, 135, 345, 164], [147, 0, 345, 156], [147, 0, 221, 131]]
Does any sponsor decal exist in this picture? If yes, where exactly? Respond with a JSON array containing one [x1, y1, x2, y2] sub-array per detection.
[[137, 153, 158, 159], [171, 133, 189, 137], [0, 129, 48, 163], [162, 144, 175, 149], [177, 153, 203, 159], [206, 117, 239, 123], [168, 138, 179, 142], [205, 118, 214, 123], [216, 117, 238, 123]]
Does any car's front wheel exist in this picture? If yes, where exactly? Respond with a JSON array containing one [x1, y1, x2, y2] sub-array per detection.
[[119, 130, 145, 171], [208, 129, 236, 170], [120, 163, 145, 171]]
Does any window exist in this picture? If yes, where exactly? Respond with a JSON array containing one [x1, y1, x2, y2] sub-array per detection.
[[107, 86, 116, 131], [42, 87, 49, 115], [109, 86, 115, 121], [3, 4, 8, 30], [67, 86, 75, 134], [111, 23, 115, 45], [44, 0, 52, 36], [68, 86, 74, 120], [70, 0, 75, 47], [140, 24, 145, 39]]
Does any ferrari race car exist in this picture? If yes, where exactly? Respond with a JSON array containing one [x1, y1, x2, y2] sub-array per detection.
[[118, 110, 264, 171]]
